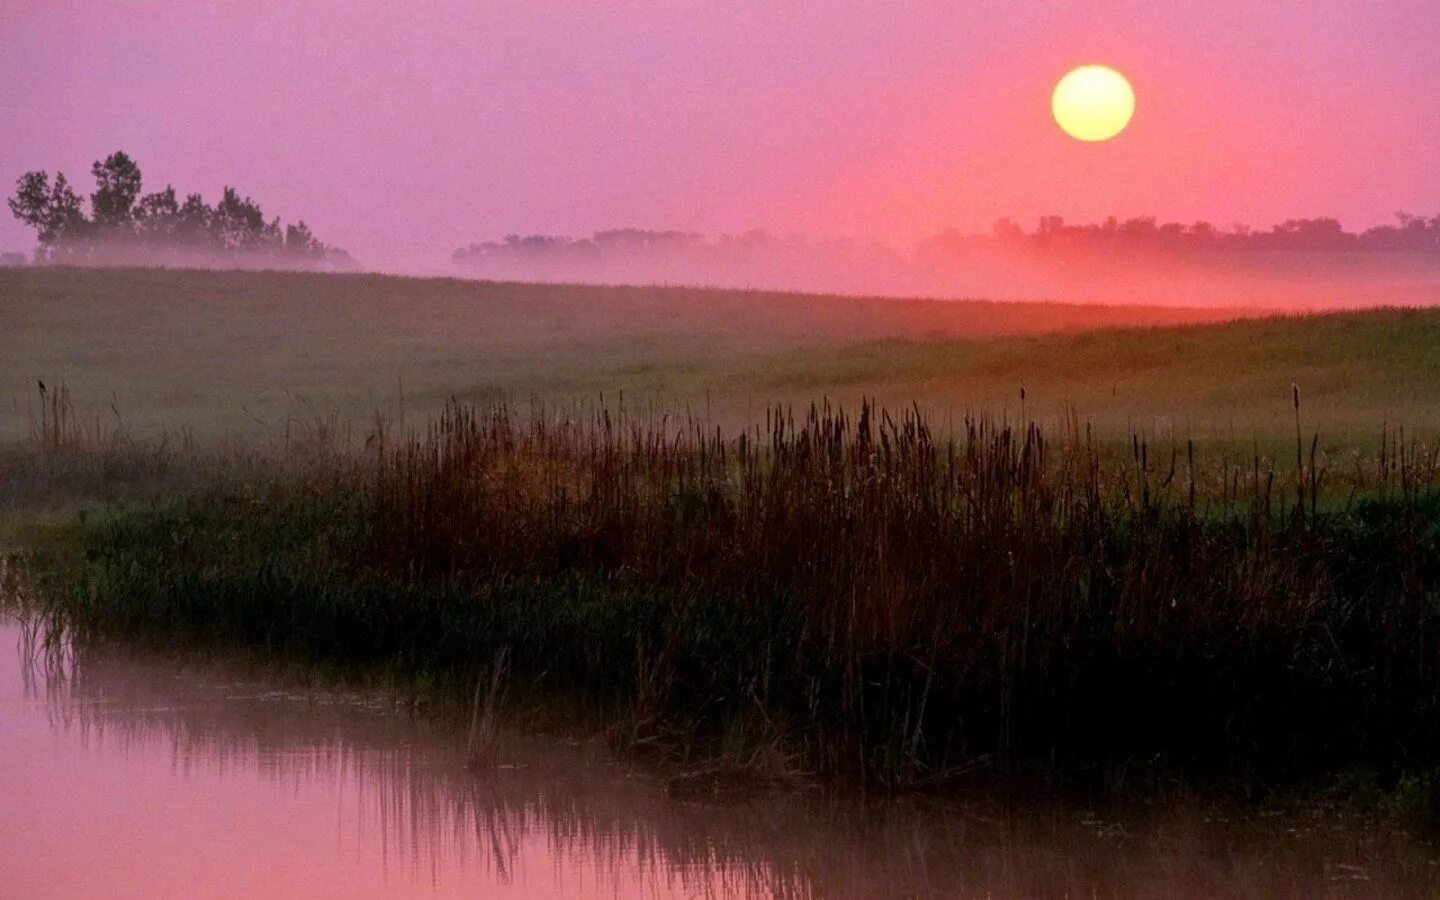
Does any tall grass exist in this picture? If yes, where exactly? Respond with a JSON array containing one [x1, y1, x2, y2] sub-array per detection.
[[24, 398, 1440, 789]]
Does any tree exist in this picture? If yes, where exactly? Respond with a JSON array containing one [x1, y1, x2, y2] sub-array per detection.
[[173, 193, 214, 249], [284, 220, 322, 257], [90, 151, 143, 228], [1270, 217, 1352, 251], [7, 172, 53, 234], [134, 186, 180, 245], [9, 151, 349, 267], [212, 187, 279, 252], [7, 171, 88, 260]]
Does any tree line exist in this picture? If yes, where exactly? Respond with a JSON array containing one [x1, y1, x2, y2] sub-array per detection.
[[454, 214, 1440, 274], [7, 151, 354, 269], [454, 228, 711, 266], [925, 213, 1440, 256], [450, 228, 895, 289]]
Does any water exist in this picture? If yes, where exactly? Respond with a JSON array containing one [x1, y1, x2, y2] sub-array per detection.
[[2, 620, 1437, 898]]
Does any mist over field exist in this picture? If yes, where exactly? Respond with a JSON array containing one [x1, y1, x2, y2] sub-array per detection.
[[10, 204, 1439, 310], [5, 3, 1438, 310], [445, 225, 1440, 308]]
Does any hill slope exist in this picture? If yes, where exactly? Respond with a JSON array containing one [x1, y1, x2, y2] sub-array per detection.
[[2, 266, 1434, 444]]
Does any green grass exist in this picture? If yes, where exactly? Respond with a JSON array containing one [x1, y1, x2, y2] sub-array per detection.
[[3, 267, 1438, 448], [0, 264, 1335, 443], [756, 311, 1440, 444]]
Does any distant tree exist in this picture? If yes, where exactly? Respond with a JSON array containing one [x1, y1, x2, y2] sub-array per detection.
[[9, 151, 349, 268], [1386, 212, 1440, 251], [212, 187, 279, 252], [134, 185, 180, 245], [913, 212, 1440, 264], [89, 152, 143, 228], [1118, 216, 1158, 240], [284, 220, 322, 257], [8, 172, 55, 238], [592, 229, 703, 251], [1270, 217, 1350, 249], [173, 193, 214, 249], [7, 171, 88, 261], [991, 218, 1023, 240]]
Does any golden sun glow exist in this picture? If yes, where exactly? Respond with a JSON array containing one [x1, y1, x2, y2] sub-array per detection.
[[1052, 65, 1135, 142]]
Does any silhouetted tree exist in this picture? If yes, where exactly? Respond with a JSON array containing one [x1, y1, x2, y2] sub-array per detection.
[[89, 152, 143, 229], [916, 213, 1440, 256], [174, 193, 214, 250], [134, 185, 179, 244], [1361, 212, 1440, 252], [7, 171, 87, 261], [284, 221, 322, 257], [212, 187, 276, 252], [7, 150, 351, 269]]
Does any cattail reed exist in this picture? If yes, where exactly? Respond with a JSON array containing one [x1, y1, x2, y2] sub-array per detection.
[[29, 397, 1440, 790]]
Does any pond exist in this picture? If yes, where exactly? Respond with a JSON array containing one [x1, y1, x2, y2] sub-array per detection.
[[1, 619, 1435, 898]]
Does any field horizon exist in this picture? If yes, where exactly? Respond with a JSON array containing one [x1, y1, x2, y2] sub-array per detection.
[[5, 265, 1439, 450]]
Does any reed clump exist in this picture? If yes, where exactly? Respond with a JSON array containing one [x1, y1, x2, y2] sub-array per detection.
[[30, 399, 1440, 790]]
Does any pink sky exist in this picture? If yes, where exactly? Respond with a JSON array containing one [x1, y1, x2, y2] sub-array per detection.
[[1, 1, 1436, 268]]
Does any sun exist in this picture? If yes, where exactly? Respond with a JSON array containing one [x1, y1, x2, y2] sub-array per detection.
[[1052, 65, 1135, 142]]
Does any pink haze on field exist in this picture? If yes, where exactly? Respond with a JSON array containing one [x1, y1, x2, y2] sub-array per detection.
[[0, 1, 1437, 293]]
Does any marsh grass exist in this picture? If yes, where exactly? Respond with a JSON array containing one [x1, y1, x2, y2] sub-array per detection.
[[20, 397, 1440, 791]]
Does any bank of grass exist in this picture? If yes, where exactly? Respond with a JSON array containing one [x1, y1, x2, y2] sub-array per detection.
[[19, 398, 1440, 799]]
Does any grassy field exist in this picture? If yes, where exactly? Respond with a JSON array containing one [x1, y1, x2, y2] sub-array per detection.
[[0, 263, 1290, 432], [17, 265, 1433, 443]]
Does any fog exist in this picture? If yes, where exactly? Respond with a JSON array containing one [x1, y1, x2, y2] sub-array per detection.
[[441, 228, 1440, 309], [9, 228, 1438, 311]]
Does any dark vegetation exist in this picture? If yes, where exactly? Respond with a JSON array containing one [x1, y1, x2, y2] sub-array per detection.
[[20, 394, 1440, 798], [7, 151, 353, 269]]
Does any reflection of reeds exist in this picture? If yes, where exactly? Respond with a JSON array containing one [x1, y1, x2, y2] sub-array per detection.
[[32, 398, 1440, 790], [467, 645, 508, 770], [17, 626, 1440, 899]]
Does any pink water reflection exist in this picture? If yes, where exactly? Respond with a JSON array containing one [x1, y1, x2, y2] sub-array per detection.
[[2, 621, 1436, 898]]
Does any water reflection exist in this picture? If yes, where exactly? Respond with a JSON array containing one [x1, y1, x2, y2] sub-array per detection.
[[3, 619, 1438, 898]]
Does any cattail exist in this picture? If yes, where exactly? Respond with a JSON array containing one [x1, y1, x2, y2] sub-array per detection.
[[1292, 380, 1304, 513]]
